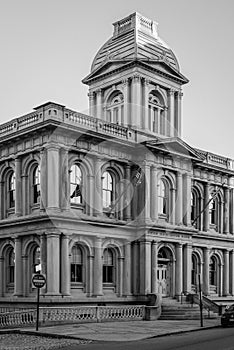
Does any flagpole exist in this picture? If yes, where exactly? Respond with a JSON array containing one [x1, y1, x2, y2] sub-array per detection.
[[192, 185, 224, 226]]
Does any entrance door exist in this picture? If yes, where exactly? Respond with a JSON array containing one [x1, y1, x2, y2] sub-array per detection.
[[157, 263, 170, 296]]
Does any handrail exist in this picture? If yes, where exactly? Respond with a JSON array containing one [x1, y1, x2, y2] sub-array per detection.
[[189, 293, 219, 314]]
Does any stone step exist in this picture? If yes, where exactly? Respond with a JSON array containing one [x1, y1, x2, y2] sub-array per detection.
[[160, 298, 219, 320]]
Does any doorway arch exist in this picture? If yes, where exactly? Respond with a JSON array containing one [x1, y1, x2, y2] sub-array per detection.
[[157, 246, 174, 297]]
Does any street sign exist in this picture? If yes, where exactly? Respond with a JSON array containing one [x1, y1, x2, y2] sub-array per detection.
[[32, 274, 46, 289]]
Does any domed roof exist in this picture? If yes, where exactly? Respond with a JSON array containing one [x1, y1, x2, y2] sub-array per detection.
[[90, 12, 180, 73]]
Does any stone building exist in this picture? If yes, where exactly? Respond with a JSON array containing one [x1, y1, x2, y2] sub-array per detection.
[[0, 12, 234, 307]]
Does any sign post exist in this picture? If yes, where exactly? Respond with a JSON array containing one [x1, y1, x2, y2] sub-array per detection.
[[198, 274, 203, 327], [32, 274, 46, 331]]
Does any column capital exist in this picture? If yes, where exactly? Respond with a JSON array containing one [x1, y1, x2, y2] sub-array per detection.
[[121, 78, 129, 86], [132, 73, 142, 82], [88, 91, 95, 99], [168, 88, 176, 96]]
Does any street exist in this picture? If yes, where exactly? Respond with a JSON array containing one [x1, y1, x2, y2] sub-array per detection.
[[59, 327, 234, 350]]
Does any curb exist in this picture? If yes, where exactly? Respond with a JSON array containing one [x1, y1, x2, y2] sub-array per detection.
[[0, 324, 221, 342]]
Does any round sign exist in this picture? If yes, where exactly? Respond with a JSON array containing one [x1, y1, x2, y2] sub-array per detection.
[[32, 274, 46, 288]]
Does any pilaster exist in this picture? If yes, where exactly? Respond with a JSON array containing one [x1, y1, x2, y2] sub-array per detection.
[[139, 239, 152, 295], [93, 237, 103, 296], [14, 237, 23, 296], [46, 232, 61, 296], [175, 172, 183, 225], [175, 243, 183, 296], [15, 157, 22, 216], [151, 241, 158, 294], [223, 249, 230, 296], [61, 234, 71, 296], [203, 247, 210, 295]]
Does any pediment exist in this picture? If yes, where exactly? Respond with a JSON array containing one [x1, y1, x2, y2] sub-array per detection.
[[83, 59, 188, 85], [140, 60, 188, 83], [146, 137, 204, 161]]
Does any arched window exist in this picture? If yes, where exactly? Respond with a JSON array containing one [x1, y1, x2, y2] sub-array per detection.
[[191, 189, 201, 229], [102, 171, 113, 209], [209, 197, 217, 226], [33, 246, 41, 273], [209, 256, 217, 286], [148, 91, 166, 135], [209, 191, 222, 231], [158, 179, 169, 217], [8, 172, 15, 208], [7, 248, 15, 284], [106, 91, 124, 124], [103, 248, 114, 283], [32, 166, 41, 204], [70, 164, 82, 204], [71, 245, 83, 283]]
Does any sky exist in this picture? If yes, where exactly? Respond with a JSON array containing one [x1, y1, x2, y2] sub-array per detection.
[[0, 0, 234, 158]]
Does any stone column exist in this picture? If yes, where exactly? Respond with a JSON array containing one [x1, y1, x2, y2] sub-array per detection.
[[167, 89, 174, 137], [219, 263, 223, 296], [21, 174, 27, 216], [61, 234, 70, 296], [175, 172, 183, 225], [118, 257, 124, 296], [151, 166, 158, 221], [142, 79, 149, 130], [39, 234, 47, 294], [224, 187, 230, 234], [122, 79, 129, 126], [88, 92, 95, 117], [60, 149, 69, 211], [151, 241, 158, 294], [131, 74, 141, 128], [230, 250, 234, 296], [175, 243, 183, 297], [46, 146, 60, 210], [142, 164, 151, 223], [96, 89, 102, 119], [40, 148, 47, 211], [139, 239, 151, 295], [0, 256, 4, 297], [133, 241, 140, 295], [203, 247, 210, 295], [204, 182, 210, 232], [183, 244, 192, 294], [230, 188, 234, 234], [170, 188, 176, 225], [0, 181, 4, 219], [14, 237, 23, 296], [15, 157, 22, 216], [123, 241, 131, 296], [124, 165, 131, 221], [183, 173, 192, 226], [93, 157, 103, 216], [87, 175, 94, 216], [46, 232, 60, 295], [223, 249, 230, 296], [93, 237, 103, 296]]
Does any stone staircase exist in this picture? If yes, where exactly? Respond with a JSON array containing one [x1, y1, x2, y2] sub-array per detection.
[[159, 297, 219, 320]]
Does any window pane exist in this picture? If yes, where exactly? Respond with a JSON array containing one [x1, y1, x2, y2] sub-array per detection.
[[102, 171, 113, 208], [70, 164, 82, 204]]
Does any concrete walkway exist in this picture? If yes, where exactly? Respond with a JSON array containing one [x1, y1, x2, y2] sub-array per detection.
[[19, 318, 221, 342]]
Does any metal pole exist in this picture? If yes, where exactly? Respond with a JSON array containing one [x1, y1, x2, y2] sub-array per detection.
[[36, 287, 40, 331], [198, 274, 203, 327]]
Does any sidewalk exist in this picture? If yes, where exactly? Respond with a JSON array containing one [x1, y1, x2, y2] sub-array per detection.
[[17, 318, 221, 342]]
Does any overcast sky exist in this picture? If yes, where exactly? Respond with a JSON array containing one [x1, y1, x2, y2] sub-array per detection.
[[0, 0, 233, 158]]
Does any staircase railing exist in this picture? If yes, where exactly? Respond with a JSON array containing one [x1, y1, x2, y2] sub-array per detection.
[[189, 293, 220, 315]]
